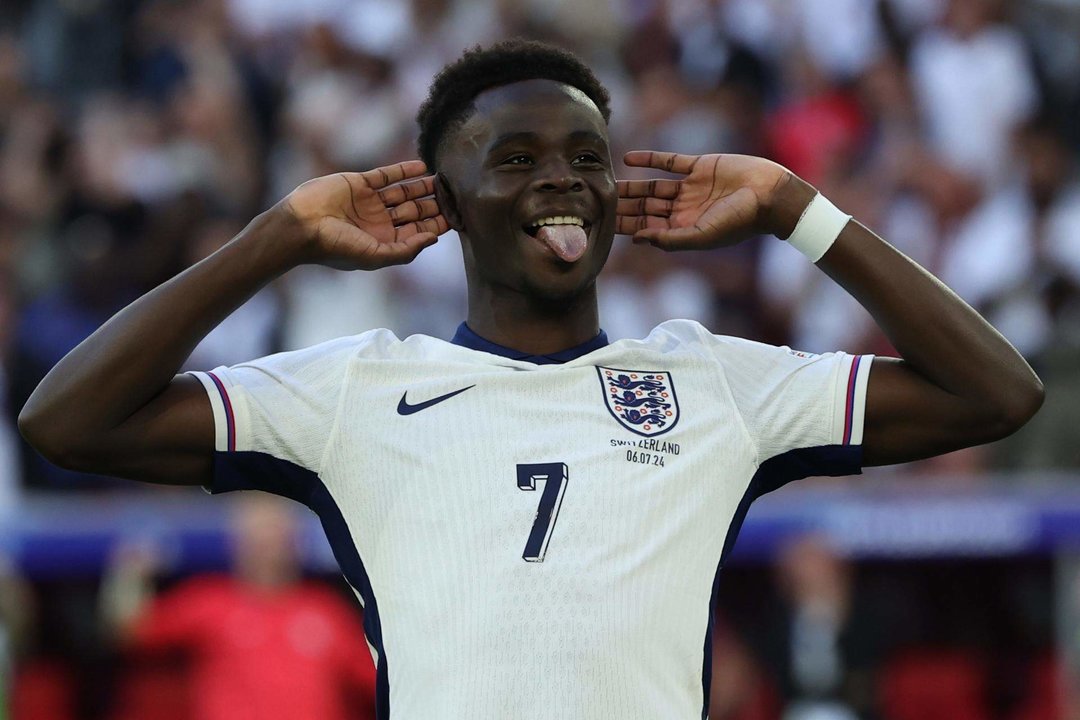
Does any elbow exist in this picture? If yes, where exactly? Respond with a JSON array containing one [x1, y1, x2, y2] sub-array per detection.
[[986, 375, 1045, 439], [18, 403, 86, 472], [17, 403, 50, 456]]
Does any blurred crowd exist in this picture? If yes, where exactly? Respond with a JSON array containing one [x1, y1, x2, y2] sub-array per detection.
[[3, 1, 1080, 717], [2, 0, 1080, 496]]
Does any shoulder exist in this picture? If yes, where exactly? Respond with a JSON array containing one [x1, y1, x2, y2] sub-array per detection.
[[245, 328, 404, 368], [639, 319, 802, 360], [206, 330, 409, 389]]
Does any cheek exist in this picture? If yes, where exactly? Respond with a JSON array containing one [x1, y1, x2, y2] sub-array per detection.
[[465, 179, 524, 238], [595, 178, 619, 227]]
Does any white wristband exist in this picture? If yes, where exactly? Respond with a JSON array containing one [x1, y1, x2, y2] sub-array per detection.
[[785, 193, 851, 263]]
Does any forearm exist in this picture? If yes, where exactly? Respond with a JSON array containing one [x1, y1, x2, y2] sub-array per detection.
[[619, 151, 1043, 462], [773, 175, 1043, 460], [818, 221, 1039, 413], [19, 207, 301, 462]]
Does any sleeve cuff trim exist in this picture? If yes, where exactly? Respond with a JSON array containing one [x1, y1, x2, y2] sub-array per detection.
[[188, 370, 235, 453], [205, 371, 236, 452], [842, 354, 873, 446]]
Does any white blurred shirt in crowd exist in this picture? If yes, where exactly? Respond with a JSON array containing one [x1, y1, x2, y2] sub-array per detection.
[[184, 290, 282, 372], [280, 266, 397, 351], [598, 269, 715, 342], [910, 23, 1038, 188], [940, 182, 1080, 356], [385, 229, 467, 340]]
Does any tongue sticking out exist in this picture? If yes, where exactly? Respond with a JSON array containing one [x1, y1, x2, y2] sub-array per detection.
[[536, 224, 588, 262]]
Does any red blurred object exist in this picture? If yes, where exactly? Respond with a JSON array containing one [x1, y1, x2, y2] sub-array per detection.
[[766, 90, 867, 187], [879, 648, 989, 720], [109, 654, 191, 720], [10, 658, 75, 720], [124, 575, 376, 720], [1008, 653, 1065, 720]]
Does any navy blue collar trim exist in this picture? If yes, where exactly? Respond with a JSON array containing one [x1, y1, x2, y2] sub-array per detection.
[[450, 322, 609, 365]]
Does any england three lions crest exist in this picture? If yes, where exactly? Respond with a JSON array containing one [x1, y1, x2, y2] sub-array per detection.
[[596, 367, 679, 437]]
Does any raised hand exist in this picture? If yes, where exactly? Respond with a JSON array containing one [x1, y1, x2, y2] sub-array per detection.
[[279, 160, 449, 270], [617, 151, 806, 251]]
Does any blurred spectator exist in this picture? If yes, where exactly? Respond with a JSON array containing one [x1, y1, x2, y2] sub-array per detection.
[[0, 1, 1078, 718], [278, 264, 398, 351], [100, 494, 377, 720], [938, 115, 1080, 357], [182, 216, 282, 371], [709, 615, 780, 720], [755, 534, 887, 720], [0, 553, 32, 720], [385, 228, 467, 339], [0, 205, 19, 516], [599, 241, 717, 341], [968, 115, 1080, 470], [909, 0, 1039, 192], [0, 0, 1074, 479], [7, 206, 145, 490]]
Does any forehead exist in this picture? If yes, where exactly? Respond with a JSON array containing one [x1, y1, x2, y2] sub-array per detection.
[[453, 79, 609, 153]]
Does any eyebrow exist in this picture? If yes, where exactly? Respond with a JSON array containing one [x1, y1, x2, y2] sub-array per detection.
[[488, 131, 540, 152], [487, 130, 608, 154]]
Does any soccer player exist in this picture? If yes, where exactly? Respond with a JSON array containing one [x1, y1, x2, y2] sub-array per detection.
[[19, 40, 1042, 719]]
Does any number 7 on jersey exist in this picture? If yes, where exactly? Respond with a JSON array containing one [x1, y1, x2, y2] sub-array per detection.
[[517, 463, 568, 562]]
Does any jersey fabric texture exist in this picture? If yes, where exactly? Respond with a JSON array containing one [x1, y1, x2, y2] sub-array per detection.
[[188, 319, 873, 720]]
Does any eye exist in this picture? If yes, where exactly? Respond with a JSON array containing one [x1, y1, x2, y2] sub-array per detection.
[[573, 152, 604, 166], [501, 154, 533, 166]]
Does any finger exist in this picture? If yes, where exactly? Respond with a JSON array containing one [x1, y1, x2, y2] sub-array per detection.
[[378, 175, 435, 206], [633, 225, 705, 250], [617, 196, 673, 217], [394, 215, 450, 241], [615, 215, 671, 236], [374, 232, 439, 267], [623, 150, 699, 175], [360, 160, 429, 190], [617, 179, 681, 199], [389, 197, 441, 224]]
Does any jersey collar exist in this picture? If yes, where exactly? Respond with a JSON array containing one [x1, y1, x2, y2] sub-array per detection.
[[450, 322, 609, 365]]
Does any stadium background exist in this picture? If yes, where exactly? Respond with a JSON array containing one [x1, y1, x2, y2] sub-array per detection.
[[1, 0, 1079, 717]]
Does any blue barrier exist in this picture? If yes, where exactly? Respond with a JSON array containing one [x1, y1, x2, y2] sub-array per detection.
[[3, 474, 1080, 579]]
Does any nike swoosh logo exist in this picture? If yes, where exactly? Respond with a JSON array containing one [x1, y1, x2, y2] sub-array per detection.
[[397, 385, 475, 415]]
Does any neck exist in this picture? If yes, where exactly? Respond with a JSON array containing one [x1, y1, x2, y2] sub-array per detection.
[[466, 283, 601, 354]]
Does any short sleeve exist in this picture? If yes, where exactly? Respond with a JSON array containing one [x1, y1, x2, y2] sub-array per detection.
[[704, 332, 873, 472], [187, 335, 362, 494]]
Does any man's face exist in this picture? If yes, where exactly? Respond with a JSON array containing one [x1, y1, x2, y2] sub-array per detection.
[[437, 79, 618, 303]]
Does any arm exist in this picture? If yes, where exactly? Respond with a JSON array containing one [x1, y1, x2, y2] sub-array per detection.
[[18, 163, 446, 485], [617, 152, 1043, 466]]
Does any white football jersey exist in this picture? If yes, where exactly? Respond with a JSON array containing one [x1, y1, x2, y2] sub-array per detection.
[[189, 319, 872, 720]]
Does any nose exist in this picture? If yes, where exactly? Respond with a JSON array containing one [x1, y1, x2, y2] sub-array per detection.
[[534, 159, 584, 193]]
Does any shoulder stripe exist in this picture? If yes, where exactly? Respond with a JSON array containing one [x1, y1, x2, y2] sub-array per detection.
[[206, 371, 236, 452], [842, 355, 863, 446]]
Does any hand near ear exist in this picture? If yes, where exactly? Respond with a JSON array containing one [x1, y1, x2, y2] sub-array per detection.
[[280, 160, 450, 270], [617, 151, 803, 251]]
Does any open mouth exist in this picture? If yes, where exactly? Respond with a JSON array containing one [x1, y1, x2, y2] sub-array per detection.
[[523, 215, 589, 237], [522, 215, 593, 263]]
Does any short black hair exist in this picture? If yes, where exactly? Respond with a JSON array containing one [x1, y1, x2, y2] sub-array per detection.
[[416, 39, 612, 171]]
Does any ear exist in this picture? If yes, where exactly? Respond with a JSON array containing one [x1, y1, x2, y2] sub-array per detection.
[[435, 173, 464, 232]]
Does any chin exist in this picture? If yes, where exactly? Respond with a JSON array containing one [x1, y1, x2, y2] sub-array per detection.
[[521, 266, 601, 307]]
